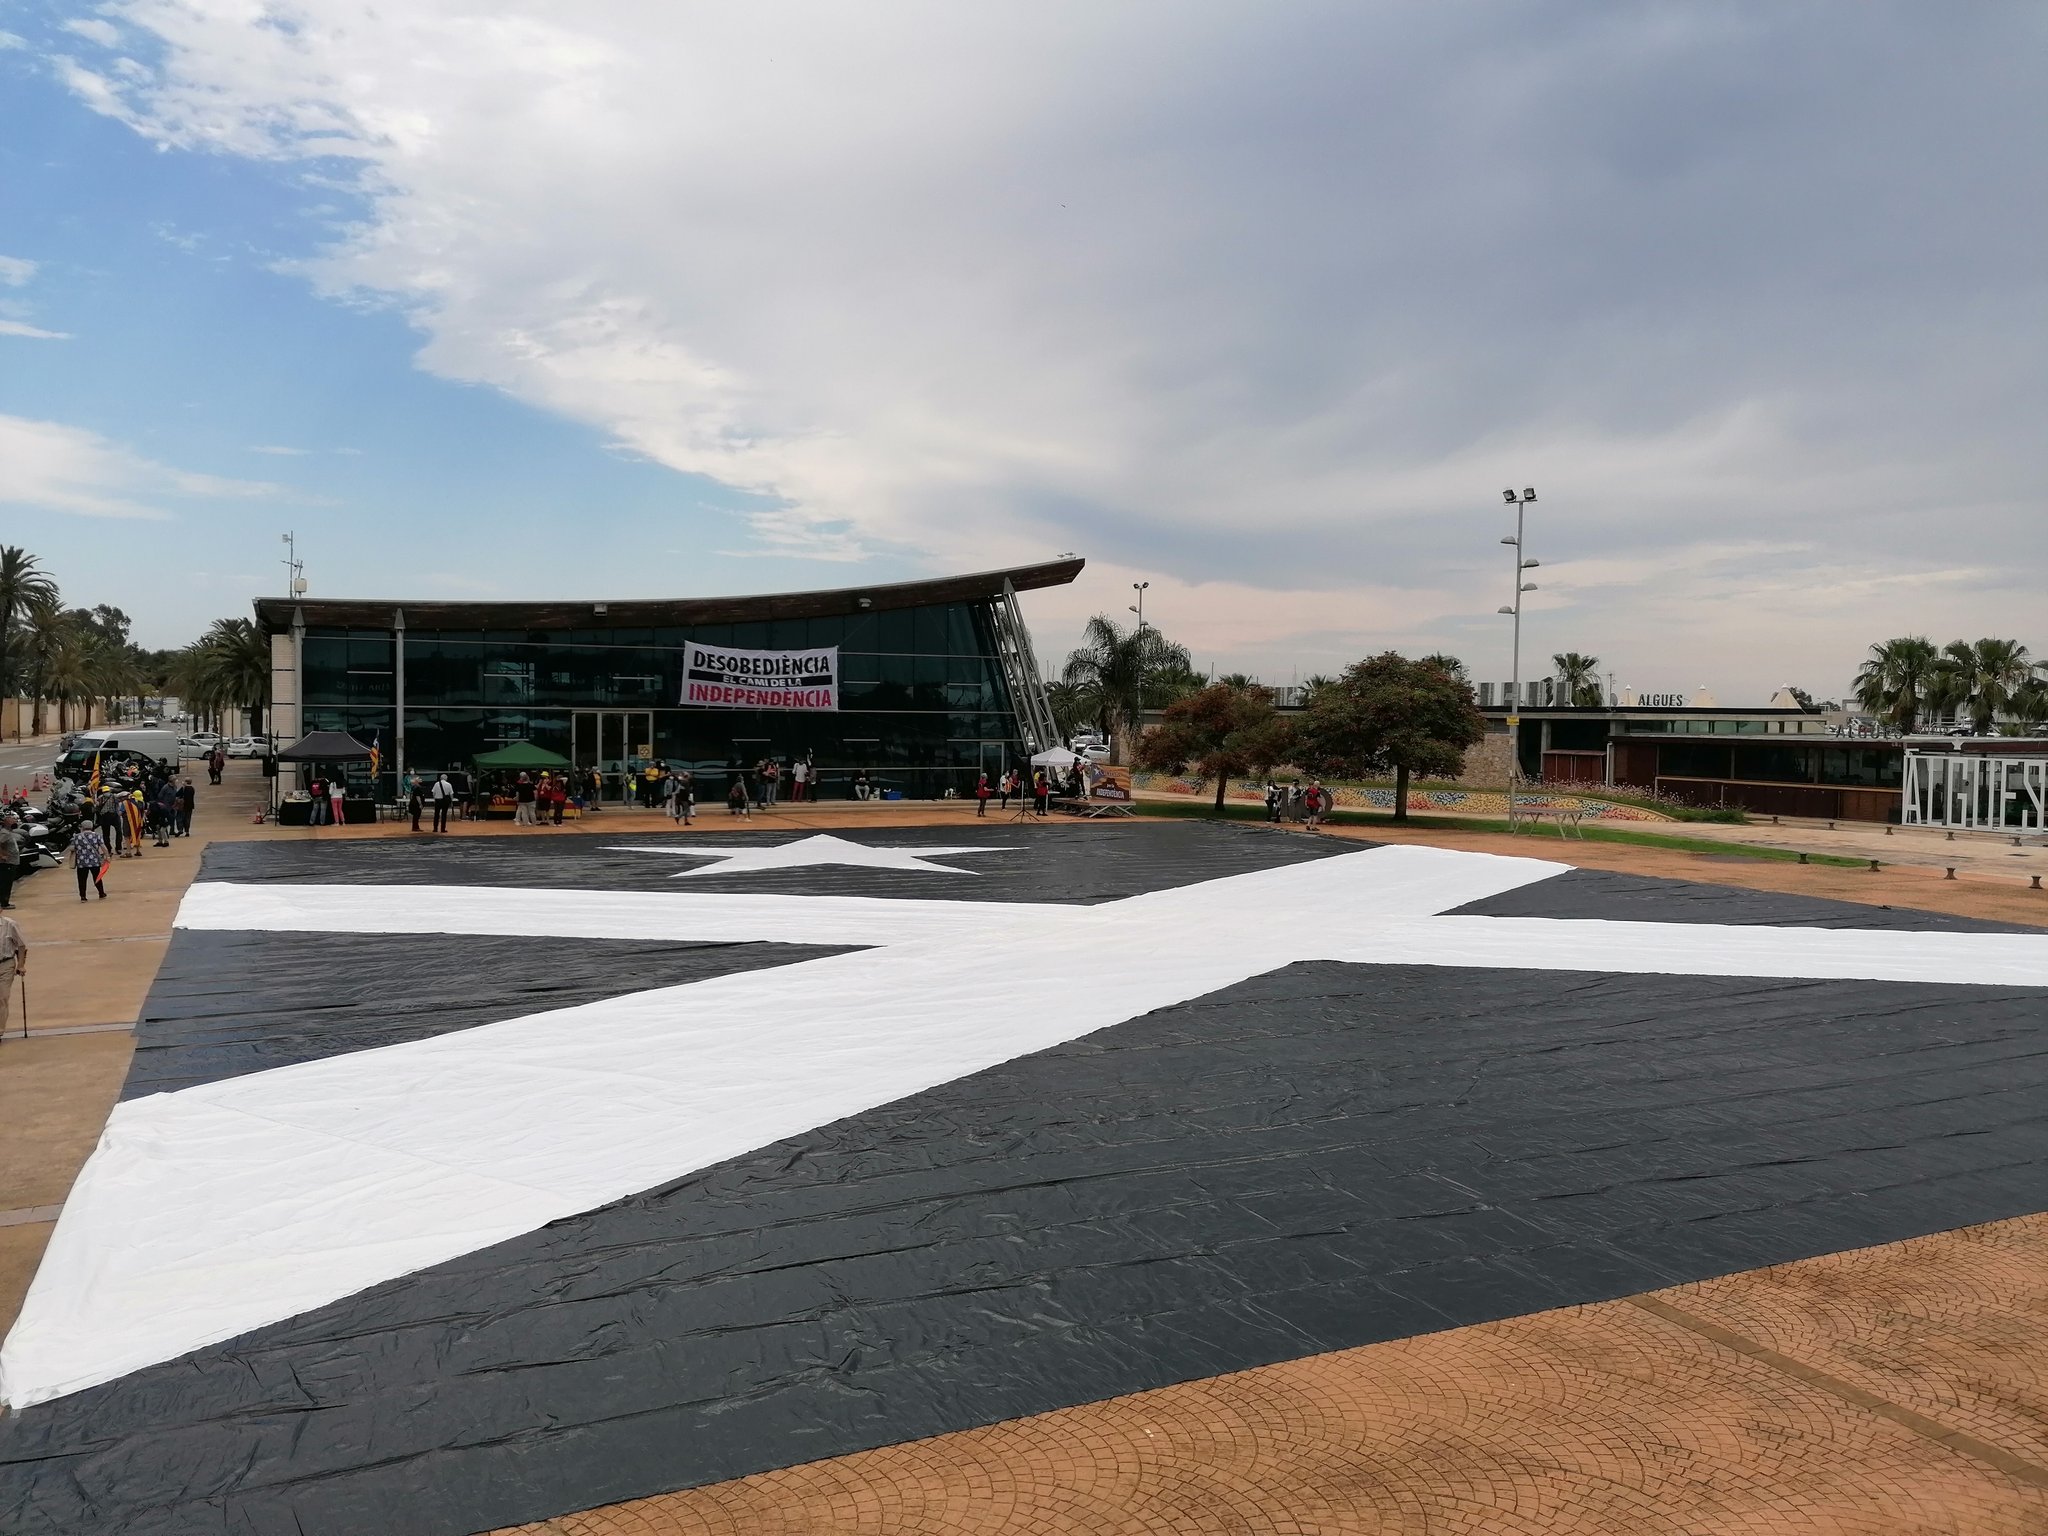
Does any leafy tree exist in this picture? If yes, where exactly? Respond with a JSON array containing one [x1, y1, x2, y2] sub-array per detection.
[[1044, 678, 1094, 742], [1551, 651, 1603, 708], [1419, 653, 1468, 682], [1135, 682, 1295, 813], [1853, 636, 1940, 732], [1294, 652, 1486, 823], [174, 618, 272, 735], [1061, 615, 1194, 763], [1938, 638, 2034, 734], [0, 545, 60, 733]]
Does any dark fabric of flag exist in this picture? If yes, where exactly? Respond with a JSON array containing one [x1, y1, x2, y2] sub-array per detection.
[[1, 826, 2044, 1536]]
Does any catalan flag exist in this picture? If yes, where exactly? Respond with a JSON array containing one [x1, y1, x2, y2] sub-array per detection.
[[87, 750, 101, 795], [367, 733, 382, 782]]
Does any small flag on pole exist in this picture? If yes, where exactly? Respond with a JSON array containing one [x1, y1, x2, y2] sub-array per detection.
[[87, 751, 101, 795], [368, 733, 382, 781]]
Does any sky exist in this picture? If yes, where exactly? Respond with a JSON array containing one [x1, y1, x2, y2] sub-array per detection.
[[1, 3, 2042, 702]]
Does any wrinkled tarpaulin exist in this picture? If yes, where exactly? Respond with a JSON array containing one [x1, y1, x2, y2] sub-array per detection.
[[1, 827, 2045, 1535]]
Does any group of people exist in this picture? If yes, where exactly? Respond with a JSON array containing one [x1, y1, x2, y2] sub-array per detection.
[[970, 767, 1058, 817], [70, 773, 198, 901], [1265, 778, 1333, 829]]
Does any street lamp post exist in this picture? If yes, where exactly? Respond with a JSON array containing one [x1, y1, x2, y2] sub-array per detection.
[[1128, 581, 1149, 632], [1497, 488, 1540, 826]]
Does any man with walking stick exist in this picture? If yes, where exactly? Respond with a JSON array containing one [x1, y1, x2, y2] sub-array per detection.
[[0, 909, 26, 1040]]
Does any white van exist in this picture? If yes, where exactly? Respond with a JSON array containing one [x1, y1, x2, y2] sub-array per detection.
[[55, 729, 183, 780]]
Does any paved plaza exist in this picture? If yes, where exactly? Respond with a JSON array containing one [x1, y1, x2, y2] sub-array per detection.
[[0, 756, 2044, 1534]]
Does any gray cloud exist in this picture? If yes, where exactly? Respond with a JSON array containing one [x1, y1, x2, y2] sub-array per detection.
[[63, 1, 2048, 697]]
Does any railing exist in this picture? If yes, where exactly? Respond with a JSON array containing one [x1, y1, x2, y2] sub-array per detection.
[[990, 580, 1060, 757]]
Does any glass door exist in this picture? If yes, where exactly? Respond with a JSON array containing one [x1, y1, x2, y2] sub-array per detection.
[[574, 711, 653, 803]]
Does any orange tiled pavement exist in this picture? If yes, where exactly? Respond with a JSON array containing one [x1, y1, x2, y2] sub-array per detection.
[[498, 1215, 2048, 1536]]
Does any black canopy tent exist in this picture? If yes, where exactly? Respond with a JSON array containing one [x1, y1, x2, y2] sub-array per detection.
[[272, 731, 377, 825], [275, 731, 374, 762]]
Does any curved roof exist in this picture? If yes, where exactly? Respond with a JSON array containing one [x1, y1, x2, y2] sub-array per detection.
[[253, 557, 1084, 633]]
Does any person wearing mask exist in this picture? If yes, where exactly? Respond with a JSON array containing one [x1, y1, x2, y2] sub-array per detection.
[[791, 756, 809, 804], [70, 822, 108, 900], [431, 773, 455, 833]]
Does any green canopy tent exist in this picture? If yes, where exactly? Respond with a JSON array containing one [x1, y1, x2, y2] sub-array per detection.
[[471, 742, 573, 770]]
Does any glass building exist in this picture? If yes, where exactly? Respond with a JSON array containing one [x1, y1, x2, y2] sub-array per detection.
[[258, 560, 1077, 801]]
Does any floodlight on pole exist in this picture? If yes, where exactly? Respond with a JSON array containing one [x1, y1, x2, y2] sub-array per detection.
[[1130, 581, 1150, 631], [1498, 486, 1540, 825]]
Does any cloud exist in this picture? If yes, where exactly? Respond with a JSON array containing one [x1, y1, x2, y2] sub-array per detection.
[[61, 17, 121, 47], [0, 320, 70, 340], [0, 256, 36, 287], [0, 413, 281, 519], [60, 3, 2048, 697], [247, 444, 311, 456], [0, 31, 26, 50]]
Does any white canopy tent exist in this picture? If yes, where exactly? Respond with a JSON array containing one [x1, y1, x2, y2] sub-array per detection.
[[1030, 748, 1081, 768]]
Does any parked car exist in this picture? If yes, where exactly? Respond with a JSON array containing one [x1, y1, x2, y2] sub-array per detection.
[[224, 736, 265, 759], [1077, 743, 1111, 763]]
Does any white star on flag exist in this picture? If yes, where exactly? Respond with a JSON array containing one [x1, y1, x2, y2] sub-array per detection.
[[604, 833, 1022, 876]]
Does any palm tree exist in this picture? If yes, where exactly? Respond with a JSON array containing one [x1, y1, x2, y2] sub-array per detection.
[[1551, 652, 1603, 708], [2008, 677, 2048, 734], [0, 545, 60, 735], [1061, 615, 1193, 763], [1853, 636, 1940, 733], [174, 618, 272, 735], [1044, 678, 1095, 742], [1938, 638, 2034, 734], [1419, 653, 1469, 682]]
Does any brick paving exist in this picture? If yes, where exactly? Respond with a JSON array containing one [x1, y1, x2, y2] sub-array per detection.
[[498, 1215, 2048, 1536]]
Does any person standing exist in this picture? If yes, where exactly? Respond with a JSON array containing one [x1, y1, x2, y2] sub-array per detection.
[[174, 778, 197, 838], [974, 771, 991, 818], [0, 908, 25, 1035], [70, 823, 108, 901], [551, 774, 567, 825], [307, 774, 328, 826], [997, 770, 1013, 813], [0, 813, 21, 910], [406, 773, 425, 832], [514, 772, 537, 827], [152, 779, 177, 847], [97, 788, 124, 855], [790, 756, 808, 804], [1032, 767, 1050, 817], [677, 768, 695, 825], [431, 773, 454, 833], [207, 746, 225, 786], [122, 791, 145, 857], [327, 775, 348, 827], [762, 759, 780, 807]]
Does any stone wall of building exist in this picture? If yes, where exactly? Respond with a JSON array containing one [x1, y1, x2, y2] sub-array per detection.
[[1457, 728, 1517, 787]]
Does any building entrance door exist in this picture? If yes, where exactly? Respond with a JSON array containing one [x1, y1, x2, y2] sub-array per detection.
[[573, 711, 654, 802]]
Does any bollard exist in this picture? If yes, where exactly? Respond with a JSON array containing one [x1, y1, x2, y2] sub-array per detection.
[[2034, 875, 2043, 891], [1827, 821, 1835, 831], [1945, 867, 1956, 880], [1772, 816, 1779, 826], [1885, 825, 1893, 836], [1869, 860, 1880, 872], [1946, 830, 1955, 841], [1798, 852, 1808, 864], [2015, 837, 2023, 847]]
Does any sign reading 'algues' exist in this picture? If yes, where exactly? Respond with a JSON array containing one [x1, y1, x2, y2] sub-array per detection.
[[681, 640, 839, 710]]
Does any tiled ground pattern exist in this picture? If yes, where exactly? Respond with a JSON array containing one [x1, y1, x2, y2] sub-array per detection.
[[500, 1215, 2048, 1536]]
